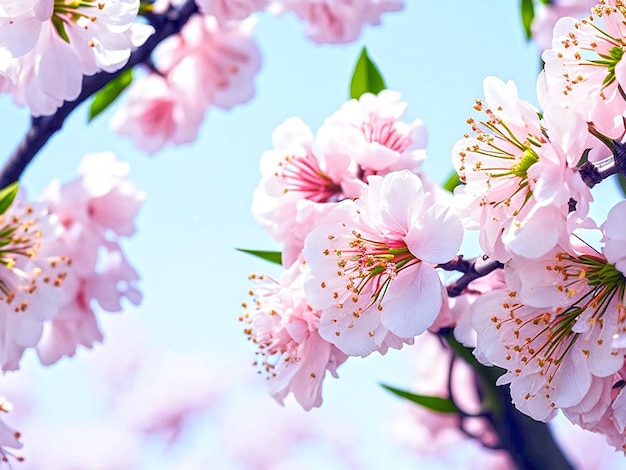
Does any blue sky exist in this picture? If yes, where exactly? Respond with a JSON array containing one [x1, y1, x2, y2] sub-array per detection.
[[1, 1, 622, 468]]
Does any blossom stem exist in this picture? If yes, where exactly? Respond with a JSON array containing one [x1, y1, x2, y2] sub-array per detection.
[[0, 0, 199, 188], [438, 255, 504, 297]]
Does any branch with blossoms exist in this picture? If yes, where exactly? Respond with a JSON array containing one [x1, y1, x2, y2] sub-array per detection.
[[0, 0, 408, 463], [0, 0, 200, 187], [241, 2, 626, 466], [3, 0, 626, 468]]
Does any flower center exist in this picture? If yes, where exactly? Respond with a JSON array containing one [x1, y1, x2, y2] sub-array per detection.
[[52, 0, 104, 43], [361, 115, 412, 153], [324, 230, 418, 312], [277, 152, 343, 202]]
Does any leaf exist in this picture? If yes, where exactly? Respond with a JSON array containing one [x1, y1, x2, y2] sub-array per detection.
[[381, 384, 459, 413], [88, 69, 134, 122], [618, 174, 626, 198], [443, 171, 462, 192], [520, 0, 535, 40], [350, 47, 386, 99], [0, 182, 19, 216], [237, 248, 282, 265]]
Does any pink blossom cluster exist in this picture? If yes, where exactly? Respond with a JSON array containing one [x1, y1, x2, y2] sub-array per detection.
[[0, 152, 142, 372], [449, 0, 626, 451], [270, 0, 404, 44], [246, 92, 463, 408], [36, 152, 144, 365], [0, 152, 143, 461], [253, 90, 428, 266], [0, 0, 154, 116], [109, 0, 404, 153], [392, 333, 626, 469], [242, 0, 626, 453], [110, 13, 261, 154]]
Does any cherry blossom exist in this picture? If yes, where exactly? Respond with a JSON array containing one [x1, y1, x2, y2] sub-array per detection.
[[272, 0, 404, 44], [0, 0, 153, 116], [195, 0, 268, 21], [318, 89, 427, 173], [0, 199, 71, 372], [241, 262, 348, 410], [252, 91, 428, 266], [251, 116, 359, 265], [452, 76, 592, 261], [473, 246, 626, 427], [112, 14, 261, 153], [542, 0, 626, 138], [110, 73, 205, 154], [36, 152, 143, 365], [303, 170, 462, 357]]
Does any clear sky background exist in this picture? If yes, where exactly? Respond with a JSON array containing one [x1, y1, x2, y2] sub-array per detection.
[[0, 1, 623, 468]]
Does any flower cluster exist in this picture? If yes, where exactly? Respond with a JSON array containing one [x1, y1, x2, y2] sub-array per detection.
[[0, 0, 154, 116], [451, 0, 626, 451], [246, 92, 462, 407], [110, 0, 405, 153], [36, 152, 144, 365], [242, 0, 626, 454]]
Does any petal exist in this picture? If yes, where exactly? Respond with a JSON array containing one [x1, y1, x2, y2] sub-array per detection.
[[405, 204, 463, 264], [381, 263, 443, 338]]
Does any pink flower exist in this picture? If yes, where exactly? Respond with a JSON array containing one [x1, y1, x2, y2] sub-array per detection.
[[473, 247, 626, 424], [37, 152, 143, 365], [318, 89, 427, 173], [113, 14, 260, 153], [452, 76, 592, 261], [303, 170, 463, 356], [194, 0, 268, 21], [0, 200, 71, 372], [241, 262, 348, 410], [0, 0, 153, 116], [542, 2, 626, 138], [251, 116, 358, 263], [252, 91, 429, 265], [272, 0, 404, 44], [110, 73, 205, 154], [157, 14, 261, 110]]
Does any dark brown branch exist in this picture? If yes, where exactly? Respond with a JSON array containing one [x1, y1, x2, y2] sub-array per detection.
[[439, 255, 504, 297], [0, 0, 199, 188], [578, 138, 626, 189]]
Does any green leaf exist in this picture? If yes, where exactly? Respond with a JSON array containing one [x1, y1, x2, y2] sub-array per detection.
[[618, 174, 626, 198], [350, 48, 386, 99], [0, 182, 19, 216], [520, 0, 535, 40], [237, 248, 282, 265], [443, 171, 462, 192], [88, 69, 134, 122], [381, 384, 459, 413]]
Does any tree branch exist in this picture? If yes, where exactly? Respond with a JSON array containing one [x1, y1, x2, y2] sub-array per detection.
[[0, 0, 199, 188], [439, 255, 504, 297]]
